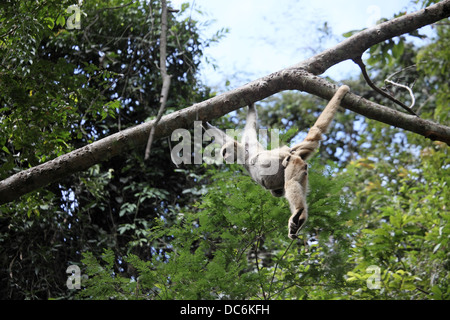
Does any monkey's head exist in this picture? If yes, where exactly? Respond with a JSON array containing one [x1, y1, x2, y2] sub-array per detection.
[[221, 141, 234, 163], [221, 141, 245, 164]]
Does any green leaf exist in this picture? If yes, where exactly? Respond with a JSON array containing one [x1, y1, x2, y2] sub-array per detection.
[[56, 15, 66, 27]]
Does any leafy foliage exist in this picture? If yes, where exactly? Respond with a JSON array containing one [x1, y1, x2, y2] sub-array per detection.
[[343, 142, 449, 299], [0, 0, 221, 299], [78, 161, 355, 300]]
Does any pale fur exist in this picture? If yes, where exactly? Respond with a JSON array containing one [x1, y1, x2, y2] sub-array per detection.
[[203, 85, 350, 238], [282, 155, 308, 239]]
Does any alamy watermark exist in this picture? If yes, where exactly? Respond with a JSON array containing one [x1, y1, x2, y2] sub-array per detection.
[[366, 265, 381, 289], [66, 5, 81, 30], [347, 265, 382, 290], [66, 265, 81, 290], [66, 263, 382, 290], [170, 121, 283, 175]]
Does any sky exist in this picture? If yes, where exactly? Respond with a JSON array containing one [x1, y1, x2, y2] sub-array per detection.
[[169, 0, 426, 91]]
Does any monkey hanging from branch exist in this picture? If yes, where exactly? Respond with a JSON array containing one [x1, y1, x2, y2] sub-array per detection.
[[204, 85, 350, 239]]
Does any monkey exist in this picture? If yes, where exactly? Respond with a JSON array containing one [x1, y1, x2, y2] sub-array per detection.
[[204, 108, 291, 197], [203, 85, 350, 239]]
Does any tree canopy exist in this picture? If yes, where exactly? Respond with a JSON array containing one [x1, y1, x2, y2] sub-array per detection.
[[0, 0, 449, 301]]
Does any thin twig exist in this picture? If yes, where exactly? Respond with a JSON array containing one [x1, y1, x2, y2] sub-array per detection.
[[385, 79, 415, 109], [385, 64, 417, 82], [254, 233, 267, 300], [268, 238, 295, 299], [144, 0, 172, 160], [384, 65, 417, 109], [352, 56, 417, 116]]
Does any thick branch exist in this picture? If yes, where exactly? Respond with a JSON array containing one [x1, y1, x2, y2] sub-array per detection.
[[1, 69, 449, 204], [296, 0, 450, 73], [1, 1, 450, 205], [352, 56, 417, 115]]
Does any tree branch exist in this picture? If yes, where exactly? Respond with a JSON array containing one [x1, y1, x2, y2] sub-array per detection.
[[352, 56, 417, 115], [144, 0, 172, 160], [295, 0, 450, 74], [1, 0, 450, 205]]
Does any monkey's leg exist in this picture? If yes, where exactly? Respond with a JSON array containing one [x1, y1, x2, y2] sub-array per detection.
[[306, 85, 349, 139]]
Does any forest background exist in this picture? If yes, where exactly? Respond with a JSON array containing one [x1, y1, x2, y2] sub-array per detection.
[[0, 0, 449, 300]]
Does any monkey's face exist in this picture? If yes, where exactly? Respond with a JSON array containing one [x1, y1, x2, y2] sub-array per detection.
[[221, 141, 241, 164]]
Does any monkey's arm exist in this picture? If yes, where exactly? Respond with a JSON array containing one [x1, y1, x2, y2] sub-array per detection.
[[203, 122, 245, 164], [290, 85, 350, 160], [282, 155, 309, 239], [242, 104, 264, 157]]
